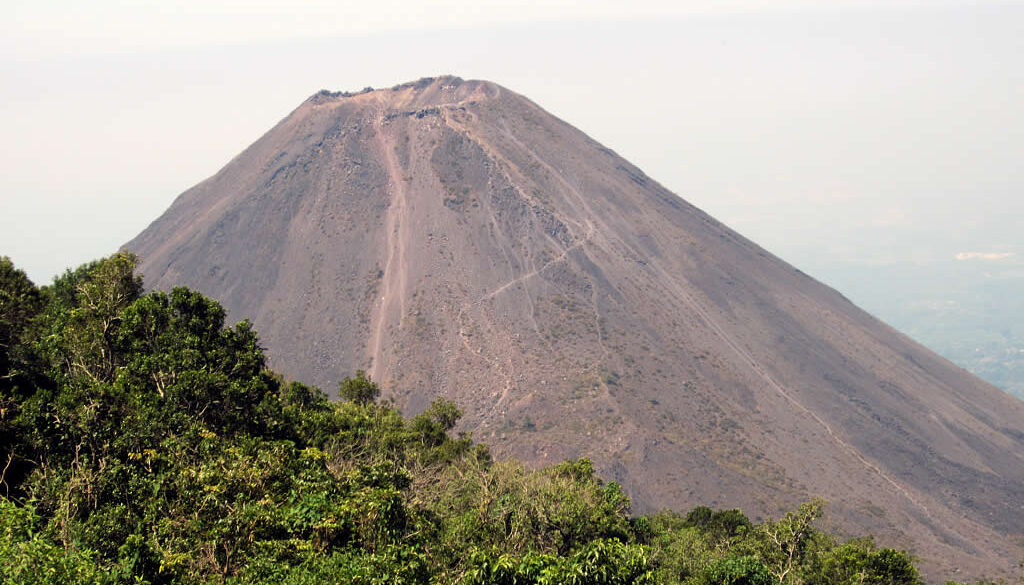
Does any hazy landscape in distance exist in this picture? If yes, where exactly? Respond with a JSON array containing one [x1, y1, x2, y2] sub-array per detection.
[[730, 212, 1024, 399], [800, 256, 1024, 400]]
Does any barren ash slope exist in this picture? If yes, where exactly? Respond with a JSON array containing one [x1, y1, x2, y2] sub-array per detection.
[[125, 76, 1024, 579]]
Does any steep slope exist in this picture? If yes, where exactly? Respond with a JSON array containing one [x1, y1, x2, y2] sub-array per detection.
[[125, 76, 1024, 580]]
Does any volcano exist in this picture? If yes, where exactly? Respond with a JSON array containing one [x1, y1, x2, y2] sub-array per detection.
[[125, 76, 1023, 579]]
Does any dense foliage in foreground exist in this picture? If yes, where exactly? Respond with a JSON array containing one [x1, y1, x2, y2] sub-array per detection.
[[0, 254, 998, 584]]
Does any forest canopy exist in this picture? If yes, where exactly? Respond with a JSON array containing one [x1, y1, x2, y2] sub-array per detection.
[[0, 253, 993, 584]]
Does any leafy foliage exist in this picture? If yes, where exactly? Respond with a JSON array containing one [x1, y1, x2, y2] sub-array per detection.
[[0, 498, 119, 585], [338, 370, 380, 405]]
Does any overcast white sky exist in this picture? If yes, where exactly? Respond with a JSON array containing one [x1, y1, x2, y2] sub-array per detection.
[[1, 0, 1022, 288]]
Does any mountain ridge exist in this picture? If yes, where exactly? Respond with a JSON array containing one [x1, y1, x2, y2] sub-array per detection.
[[125, 76, 1024, 580]]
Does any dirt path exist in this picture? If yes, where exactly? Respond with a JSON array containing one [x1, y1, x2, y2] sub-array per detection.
[[368, 112, 410, 380]]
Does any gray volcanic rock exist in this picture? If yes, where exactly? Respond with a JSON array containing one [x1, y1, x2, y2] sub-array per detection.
[[125, 76, 1024, 580]]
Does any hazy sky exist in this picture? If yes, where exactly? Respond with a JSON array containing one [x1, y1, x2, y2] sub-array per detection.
[[2, 0, 1022, 288]]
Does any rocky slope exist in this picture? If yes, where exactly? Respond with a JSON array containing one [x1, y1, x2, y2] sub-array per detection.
[[125, 76, 1024, 580]]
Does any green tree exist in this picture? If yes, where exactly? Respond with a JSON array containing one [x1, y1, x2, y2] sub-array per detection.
[[339, 370, 380, 405], [0, 256, 42, 375], [0, 257, 43, 497], [684, 506, 752, 545], [703, 555, 774, 585], [746, 499, 824, 584], [40, 252, 142, 385], [805, 538, 921, 585], [116, 286, 281, 437], [0, 498, 122, 585]]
